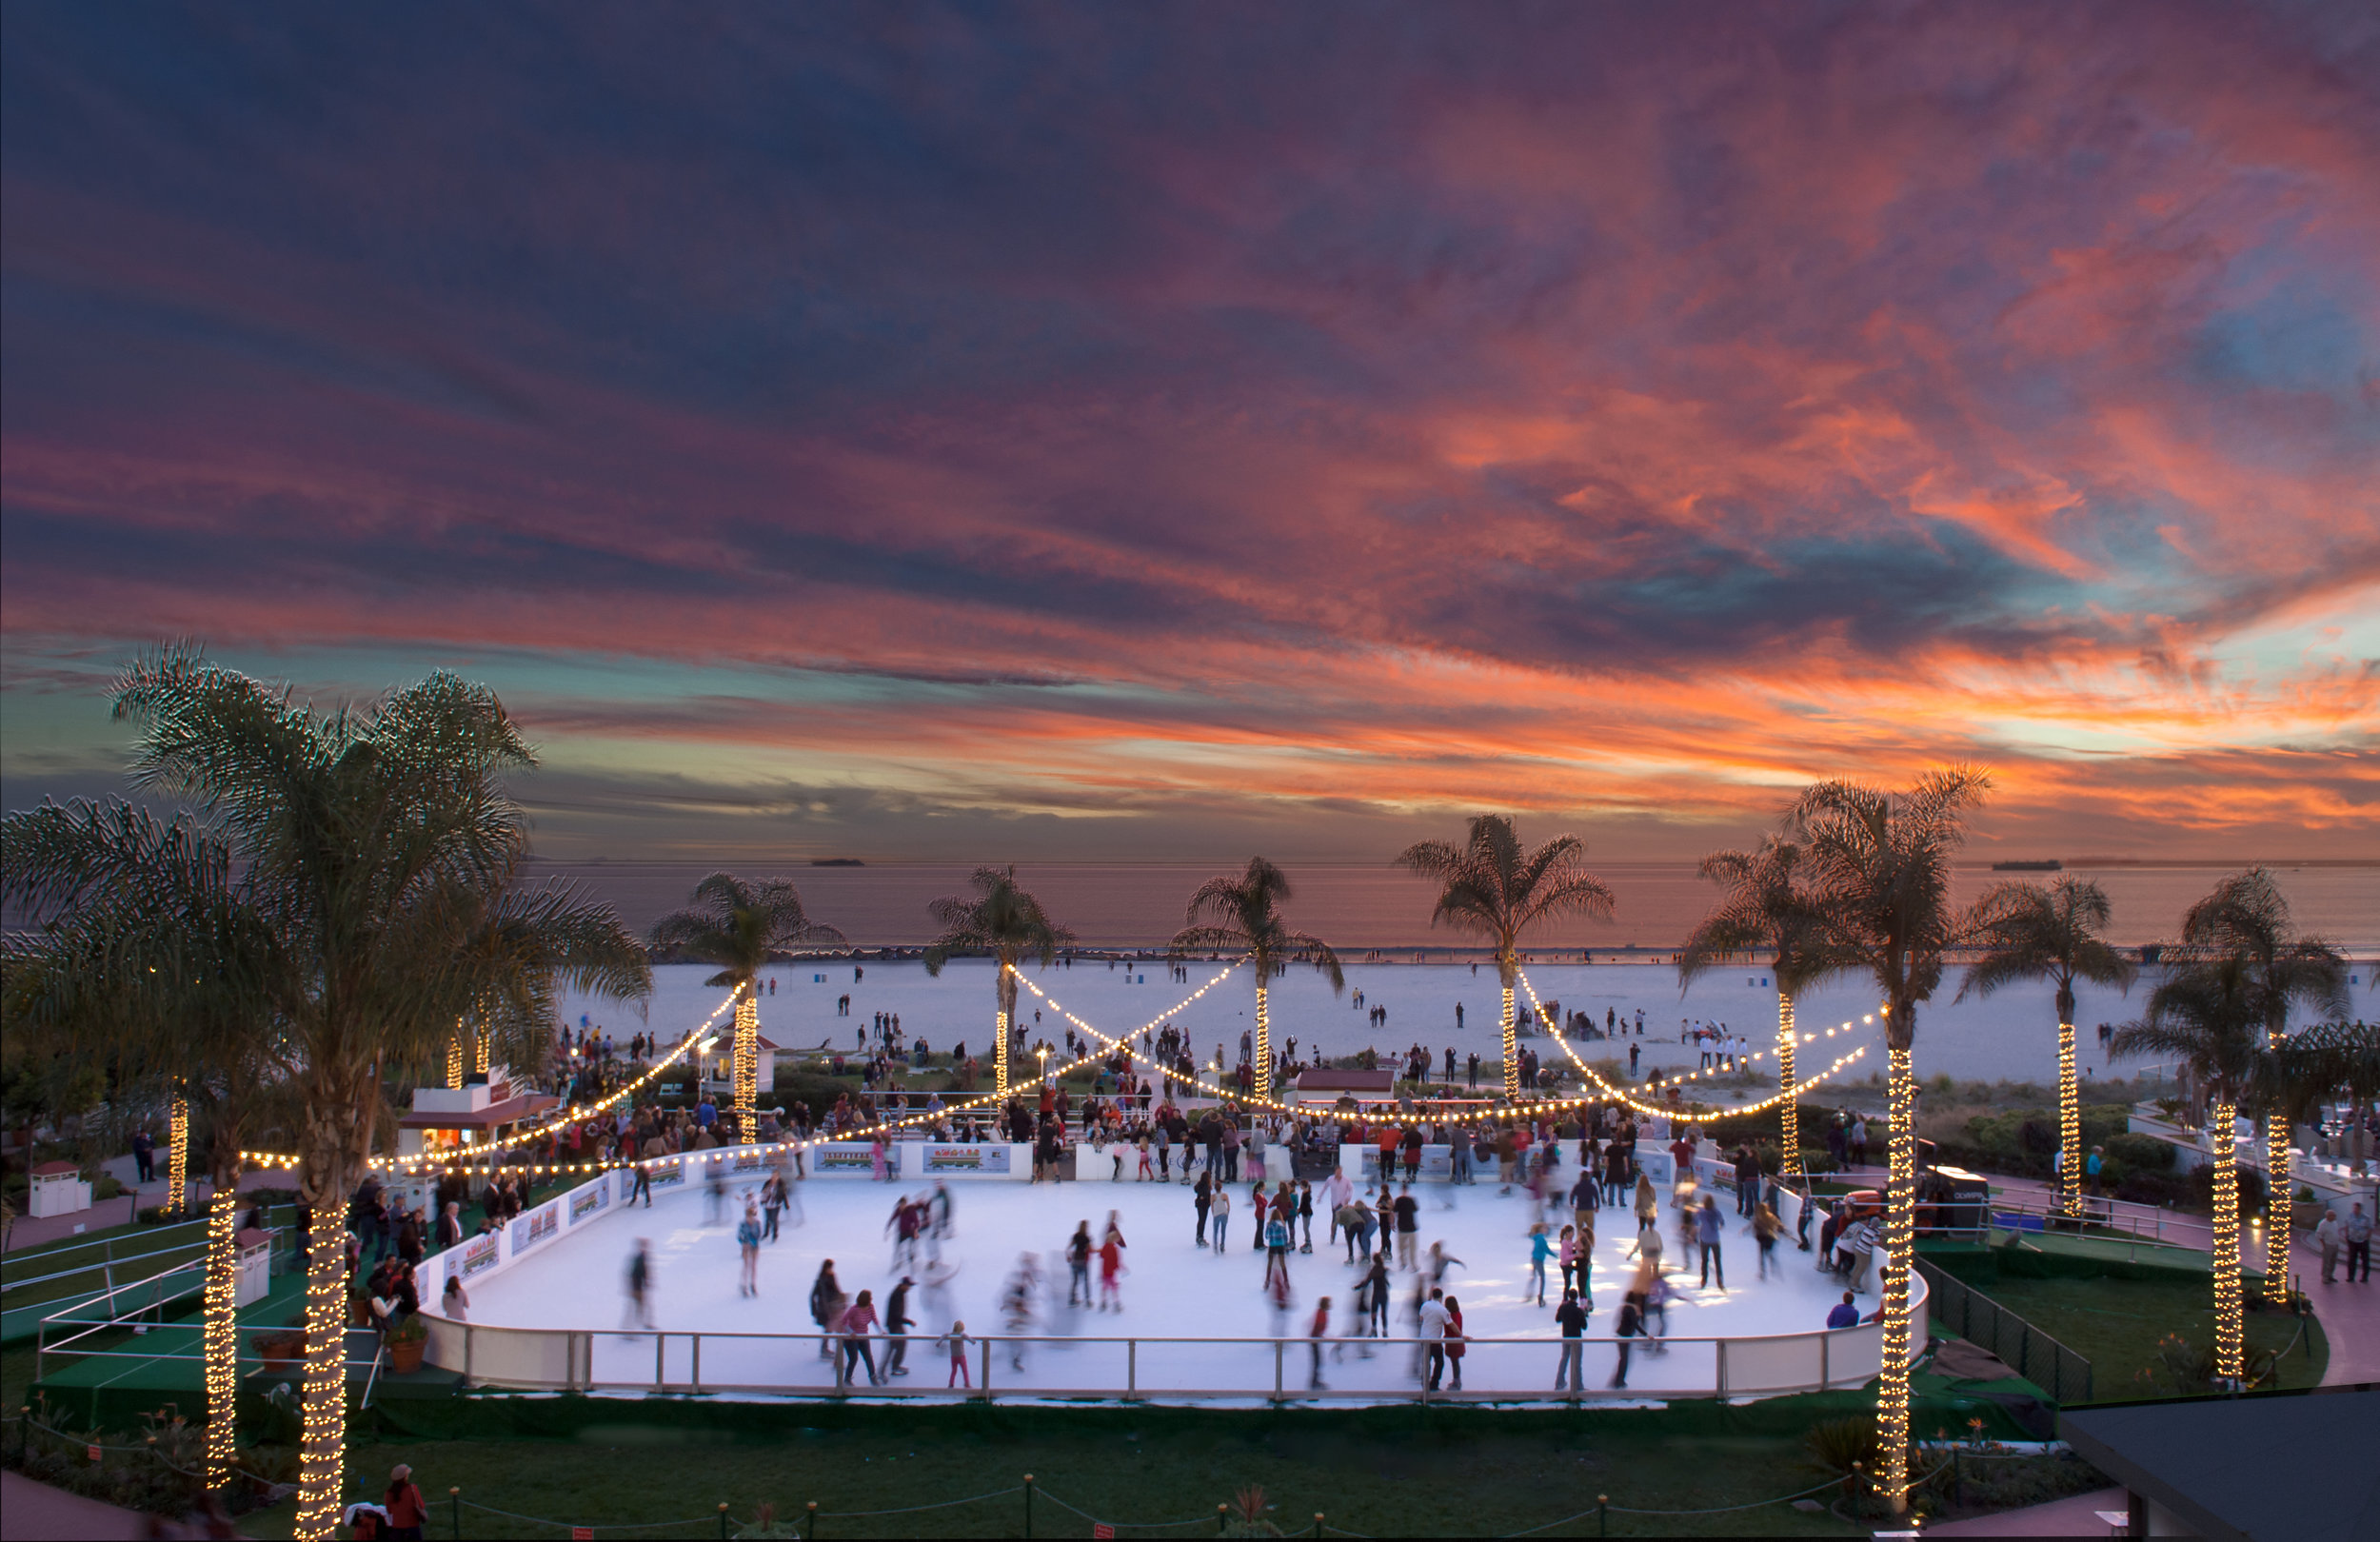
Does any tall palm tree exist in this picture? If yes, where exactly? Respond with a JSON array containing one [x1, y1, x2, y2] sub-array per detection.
[[1958, 878, 2137, 1219], [923, 866, 1074, 1099], [649, 875, 844, 1130], [107, 644, 649, 1537], [1677, 836, 1838, 1176], [1398, 816, 1616, 1097], [1788, 767, 1991, 1513], [2170, 870, 2347, 1295], [1170, 858, 1344, 1102], [2, 800, 288, 1488], [2112, 955, 2266, 1382]]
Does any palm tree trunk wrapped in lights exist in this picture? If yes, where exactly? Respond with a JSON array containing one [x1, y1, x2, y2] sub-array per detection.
[[1776, 995, 1801, 1176], [1172, 859, 1340, 1106], [1789, 768, 1991, 1513], [733, 985, 761, 1124], [1961, 876, 2136, 1224], [928, 868, 1071, 1110], [293, 1198, 348, 1538], [474, 1030, 490, 1077], [2210, 1101, 2245, 1381], [1398, 817, 1613, 1101], [169, 1089, 189, 1213], [202, 1187, 240, 1485], [447, 1033, 466, 1089]]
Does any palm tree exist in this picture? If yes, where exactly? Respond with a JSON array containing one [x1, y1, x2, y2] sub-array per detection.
[[1170, 858, 1344, 1102], [1397, 816, 1616, 1097], [107, 644, 649, 1536], [1677, 836, 1838, 1176], [649, 875, 844, 1130], [1788, 767, 1991, 1513], [2169, 871, 2347, 1295], [923, 866, 1074, 1098], [2, 800, 288, 1489], [1958, 878, 2137, 1219], [2112, 956, 2267, 1382]]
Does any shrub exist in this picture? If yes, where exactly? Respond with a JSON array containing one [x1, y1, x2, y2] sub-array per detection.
[[2104, 1133, 2173, 1171]]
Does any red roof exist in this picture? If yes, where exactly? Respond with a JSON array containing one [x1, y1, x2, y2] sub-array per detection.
[[31, 1160, 80, 1176], [397, 1092, 561, 1130]]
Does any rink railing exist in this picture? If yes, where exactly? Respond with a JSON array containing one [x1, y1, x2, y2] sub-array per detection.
[[418, 1269, 1923, 1406]]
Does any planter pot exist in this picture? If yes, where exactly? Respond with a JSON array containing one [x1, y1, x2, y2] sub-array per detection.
[[387, 1337, 427, 1374]]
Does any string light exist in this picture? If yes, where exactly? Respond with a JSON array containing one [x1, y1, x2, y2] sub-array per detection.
[[1255, 979, 1274, 1104], [996, 1007, 1011, 1100], [168, 1089, 189, 1216], [1777, 994, 1802, 1177], [474, 1028, 491, 1077], [446, 1031, 465, 1091], [1877, 1044, 1916, 1510], [2056, 1019, 2080, 1220], [2210, 1098, 2245, 1382], [732, 983, 759, 1129], [1501, 980, 1519, 1098], [293, 1204, 347, 1540], [203, 1189, 238, 1487]]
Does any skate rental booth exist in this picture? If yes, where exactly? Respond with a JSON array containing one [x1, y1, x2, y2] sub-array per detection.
[[407, 1135, 1918, 1405]]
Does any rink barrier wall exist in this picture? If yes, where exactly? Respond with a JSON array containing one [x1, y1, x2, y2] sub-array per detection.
[[416, 1273, 1923, 1405], [418, 1140, 1035, 1312]]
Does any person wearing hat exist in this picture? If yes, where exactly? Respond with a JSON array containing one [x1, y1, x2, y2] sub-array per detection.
[[383, 1463, 427, 1541]]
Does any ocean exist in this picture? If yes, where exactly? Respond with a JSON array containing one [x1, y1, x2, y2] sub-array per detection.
[[531, 860, 2380, 954]]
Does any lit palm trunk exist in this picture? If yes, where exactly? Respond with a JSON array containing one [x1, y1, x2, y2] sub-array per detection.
[[732, 986, 759, 1127], [2210, 1101, 2244, 1380], [2264, 1117, 2291, 1300], [995, 1006, 1010, 1098], [1776, 994, 1800, 1176], [1877, 1044, 1917, 1507], [1500, 983, 1517, 1097], [474, 1031, 490, 1076], [2057, 1020, 2081, 1219], [203, 1188, 239, 1486], [169, 1092, 189, 1214], [447, 1032, 465, 1089], [1254, 981, 1271, 1101], [293, 1199, 347, 1539]]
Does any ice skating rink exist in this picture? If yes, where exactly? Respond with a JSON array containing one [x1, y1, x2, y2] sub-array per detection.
[[453, 1161, 1910, 1403]]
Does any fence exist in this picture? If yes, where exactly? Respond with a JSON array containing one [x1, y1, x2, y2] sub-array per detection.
[[2, 1211, 297, 1346], [1914, 1258, 2091, 1404], [421, 1274, 1928, 1405]]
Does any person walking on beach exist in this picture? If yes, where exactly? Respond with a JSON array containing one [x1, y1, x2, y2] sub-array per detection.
[[1696, 1195, 1725, 1289]]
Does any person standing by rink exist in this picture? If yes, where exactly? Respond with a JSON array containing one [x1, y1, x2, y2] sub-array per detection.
[[1442, 1296, 1468, 1391], [942, 1320, 971, 1387], [620, 1239, 655, 1333], [1418, 1288, 1451, 1391], [736, 1199, 763, 1297]]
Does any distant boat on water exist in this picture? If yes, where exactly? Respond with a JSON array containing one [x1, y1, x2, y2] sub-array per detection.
[[810, 858, 866, 866], [1991, 860, 2062, 872]]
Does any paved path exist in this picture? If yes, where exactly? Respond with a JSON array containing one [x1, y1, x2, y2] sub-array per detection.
[[2297, 1232, 2380, 1384], [4, 1171, 286, 1254], [0, 1468, 151, 1541], [1927, 1486, 2128, 1536]]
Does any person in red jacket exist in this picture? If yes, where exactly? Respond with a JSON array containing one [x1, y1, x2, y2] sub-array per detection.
[[382, 1463, 427, 1541]]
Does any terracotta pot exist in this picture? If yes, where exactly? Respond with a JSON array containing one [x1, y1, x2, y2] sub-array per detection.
[[387, 1337, 426, 1374]]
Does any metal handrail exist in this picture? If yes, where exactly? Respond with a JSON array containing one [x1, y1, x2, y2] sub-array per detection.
[[426, 1267, 1927, 1404], [3, 1213, 295, 1296]]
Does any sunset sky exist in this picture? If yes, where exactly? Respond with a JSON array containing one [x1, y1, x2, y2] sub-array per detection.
[[3, 4, 2374, 863]]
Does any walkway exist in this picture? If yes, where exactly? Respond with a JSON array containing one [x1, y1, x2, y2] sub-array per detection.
[[1927, 1486, 2128, 1536], [0, 1469, 150, 1541], [2297, 1232, 2380, 1384], [3, 1170, 286, 1255]]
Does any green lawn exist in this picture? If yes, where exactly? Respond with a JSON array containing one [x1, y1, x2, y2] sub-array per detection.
[[1973, 1275, 2326, 1397]]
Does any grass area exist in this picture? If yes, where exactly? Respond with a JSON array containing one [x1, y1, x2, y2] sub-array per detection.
[[228, 1404, 1879, 1539], [1975, 1274, 2327, 1397]]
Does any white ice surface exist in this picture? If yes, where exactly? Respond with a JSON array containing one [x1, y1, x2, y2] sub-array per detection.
[[461, 1162, 1884, 1400]]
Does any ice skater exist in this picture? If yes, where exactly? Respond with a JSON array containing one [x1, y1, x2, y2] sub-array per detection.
[[809, 1261, 844, 1360], [737, 1200, 762, 1296], [619, 1239, 656, 1333], [1002, 1255, 1038, 1371], [1098, 1218, 1126, 1312]]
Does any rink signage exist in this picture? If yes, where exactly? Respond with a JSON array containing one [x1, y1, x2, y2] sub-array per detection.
[[511, 1201, 561, 1254], [459, 1233, 500, 1278], [646, 1156, 686, 1188], [570, 1180, 609, 1224], [923, 1144, 1010, 1174], [814, 1142, 902, 1176], [1357, 1145, 1454, 1182]]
